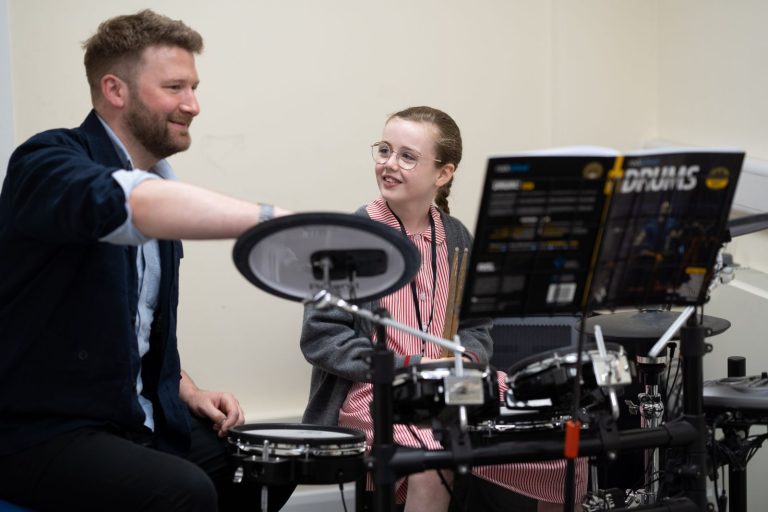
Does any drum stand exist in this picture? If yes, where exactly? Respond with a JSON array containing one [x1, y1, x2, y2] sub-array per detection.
[[313, 291, 705, 512], [369, 318, 479, 512], [370, 315, 396, 512], [705, 356, 768, 512], [628, 310, 709, 511], [309, 291, 478, 512], [625, 350, 667, 505], [640, 307, 709, 510], [676, 315, 709, 510], [579, 309, 709, 512]]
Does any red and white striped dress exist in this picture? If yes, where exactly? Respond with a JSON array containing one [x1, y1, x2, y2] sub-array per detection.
[[338, 198, 587, 504]]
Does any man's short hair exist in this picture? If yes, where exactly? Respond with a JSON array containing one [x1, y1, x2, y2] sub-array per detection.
[[82, 9, 203, 100]]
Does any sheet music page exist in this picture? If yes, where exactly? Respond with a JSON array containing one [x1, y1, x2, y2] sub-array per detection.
[[461, 147, 746, 318]]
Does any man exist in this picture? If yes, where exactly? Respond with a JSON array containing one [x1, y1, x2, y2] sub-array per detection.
[[0, 10, 292, 512]]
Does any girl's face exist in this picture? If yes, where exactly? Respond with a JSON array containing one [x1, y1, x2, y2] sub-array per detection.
[[374, 118, 454, 210]]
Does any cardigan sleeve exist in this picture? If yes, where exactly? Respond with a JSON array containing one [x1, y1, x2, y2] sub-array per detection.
[[300, 297, 418, 382], [300, 302, 377, 383], [5, 131, 128, 243]]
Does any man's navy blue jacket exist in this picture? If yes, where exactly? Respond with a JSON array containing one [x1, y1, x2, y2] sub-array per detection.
[[0, 111, 191, 456]]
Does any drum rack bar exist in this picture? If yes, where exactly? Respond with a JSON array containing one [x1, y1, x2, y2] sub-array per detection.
[[367, 421, 699, 512], [381, 420, 698, 473]]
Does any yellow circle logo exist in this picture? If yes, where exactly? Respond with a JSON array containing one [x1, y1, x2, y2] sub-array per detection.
[[705, 167, 730, 190], [583, 161, 604, 180]]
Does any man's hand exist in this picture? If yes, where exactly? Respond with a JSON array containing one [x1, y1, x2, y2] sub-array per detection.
[[180, 370, 245, 437]]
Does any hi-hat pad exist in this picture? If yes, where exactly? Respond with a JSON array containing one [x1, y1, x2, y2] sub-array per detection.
[[728, 212, 768, 238], [233, 212, 420, 302], [579, 309, 730, 342]]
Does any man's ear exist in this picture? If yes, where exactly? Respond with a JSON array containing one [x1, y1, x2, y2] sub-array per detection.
[[100, 74, 128, 108], [436, 163, 456, 187]]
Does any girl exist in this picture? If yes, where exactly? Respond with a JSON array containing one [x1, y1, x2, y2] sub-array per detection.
[[300, 106, 585, 511]]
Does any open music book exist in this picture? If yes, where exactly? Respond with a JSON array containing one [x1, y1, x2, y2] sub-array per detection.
[[460, 146, 745, 318]]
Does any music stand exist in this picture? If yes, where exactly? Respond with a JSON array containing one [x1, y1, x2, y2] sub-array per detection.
[[459, 149, 616, 318], [460, 147, 745, 511]]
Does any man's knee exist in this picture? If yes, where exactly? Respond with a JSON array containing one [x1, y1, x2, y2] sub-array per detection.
[[154, 461, 218, 512]]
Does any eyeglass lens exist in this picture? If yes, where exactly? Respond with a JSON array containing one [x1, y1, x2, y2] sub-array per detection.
[[371, 143, 419, 170]]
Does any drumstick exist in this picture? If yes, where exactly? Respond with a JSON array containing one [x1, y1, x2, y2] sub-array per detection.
[[441, 248, 460, 340], [441, 248, 469, 357], [453, 248, 469, 326]]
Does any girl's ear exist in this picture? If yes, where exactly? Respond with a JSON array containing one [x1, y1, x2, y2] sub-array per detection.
[[436, 163, 455, 187]]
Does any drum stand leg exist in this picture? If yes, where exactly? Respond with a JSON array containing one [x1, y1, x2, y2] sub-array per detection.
[[260, 440, 270, 512], [260, 485, 269, 512], [678, 318, 708, 511], [627, 353, 666, 505], [723, 425, 749, 512], [355, 475, 367, 512], [725, 356, 748, 512], [371, 316, 396, 512], [640, 391, 663, 504], [622, 320, 706, 510]]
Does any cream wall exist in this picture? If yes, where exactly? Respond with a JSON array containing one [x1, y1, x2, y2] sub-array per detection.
[[657, 0, 768, 274], [655, 3, 768, 508], [7, 1, 768, 507], [6, 0, 660, 420], [653, 0, 768, 388], [6, 0, 767, 420], [0, 0, 12, 179]]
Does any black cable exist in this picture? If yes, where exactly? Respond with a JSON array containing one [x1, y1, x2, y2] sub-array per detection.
[[338, 478, 349, 512], [662, 342, 677, 422], [665, 357, 682, 420], [744, 431, 768, 464], [709, 417, 725, 512], [663, 354, 673, 418], [708, 421, 768, 512]]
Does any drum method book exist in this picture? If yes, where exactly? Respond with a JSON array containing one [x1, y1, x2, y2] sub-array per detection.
[[460, 147, 745, 318]]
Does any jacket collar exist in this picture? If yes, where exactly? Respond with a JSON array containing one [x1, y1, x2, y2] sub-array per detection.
[[80, 110, 125, 170]]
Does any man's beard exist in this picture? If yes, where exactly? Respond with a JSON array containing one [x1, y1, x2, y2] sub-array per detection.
[[125, 95, 191, 162]]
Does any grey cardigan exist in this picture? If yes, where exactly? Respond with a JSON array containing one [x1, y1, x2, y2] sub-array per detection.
[[300, 205, 493, 426]]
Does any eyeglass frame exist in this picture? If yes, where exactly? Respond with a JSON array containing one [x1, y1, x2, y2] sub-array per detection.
[[370, 141, 442, 171]]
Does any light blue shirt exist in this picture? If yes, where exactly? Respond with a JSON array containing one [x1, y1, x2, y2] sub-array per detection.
[[97, 115, 178, 431]]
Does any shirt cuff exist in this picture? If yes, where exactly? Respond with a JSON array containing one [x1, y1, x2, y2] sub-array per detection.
[[99, 169, 161, 246]]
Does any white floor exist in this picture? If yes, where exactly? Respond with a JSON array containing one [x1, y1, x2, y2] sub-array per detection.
[[281, 484, 356, 512]]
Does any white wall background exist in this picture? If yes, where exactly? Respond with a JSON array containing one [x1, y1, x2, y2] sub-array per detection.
[[5, 0, 768, 507], [0, 0, 12, 183], [5, 0, 665, 420]]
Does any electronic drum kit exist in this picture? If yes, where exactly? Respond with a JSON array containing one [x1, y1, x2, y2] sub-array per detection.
[[229, 212, 764, 512]]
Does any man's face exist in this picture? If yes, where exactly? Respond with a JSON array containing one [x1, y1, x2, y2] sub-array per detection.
[[125, 45, 200, 161]]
